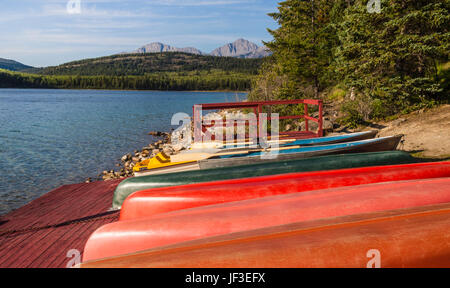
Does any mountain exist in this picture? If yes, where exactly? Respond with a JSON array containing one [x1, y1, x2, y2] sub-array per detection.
[[0, 58, 33, 71], [240, 46, 272, 59], [129, 39, 271, 59], [211, 39, 259, 58], [133, 42, 203, 55]]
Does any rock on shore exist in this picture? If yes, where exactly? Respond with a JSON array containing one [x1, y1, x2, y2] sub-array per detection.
[[100, 131, 173, 181]]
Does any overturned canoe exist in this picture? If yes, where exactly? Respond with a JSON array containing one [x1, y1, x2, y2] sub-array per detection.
[[190, 130, 378, 151], [200, 135, 403, 169], [120, 161, 450, 220], [136, 135, 403, 176], [84, 178, 450, 262], [81, 202, 450, 268], [112, 151, 417, 209], [132, 152, 195, 174], [134, 131, 378, 174]]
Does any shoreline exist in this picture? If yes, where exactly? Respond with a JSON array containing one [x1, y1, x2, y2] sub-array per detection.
[[0, 87, 250, 93], [96, 131, 173, 182]]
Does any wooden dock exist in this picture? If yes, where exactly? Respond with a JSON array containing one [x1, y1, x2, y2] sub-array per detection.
[[0, 180, 122, 268]]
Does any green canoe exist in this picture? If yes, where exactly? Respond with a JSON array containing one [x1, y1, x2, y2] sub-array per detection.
[[112, 151, 417, 209]]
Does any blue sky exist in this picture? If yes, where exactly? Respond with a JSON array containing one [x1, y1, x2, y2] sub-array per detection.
[[0, 0, 279, 67]]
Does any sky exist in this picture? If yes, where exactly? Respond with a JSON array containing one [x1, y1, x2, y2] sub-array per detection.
[[0, 0, 279, 67]]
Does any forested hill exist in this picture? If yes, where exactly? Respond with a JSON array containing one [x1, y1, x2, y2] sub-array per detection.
[[29, 52, 263, 76], [0, 58, 33, 71]]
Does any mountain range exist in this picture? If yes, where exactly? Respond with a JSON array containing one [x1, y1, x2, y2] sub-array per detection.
[[131, 39, 271, 59], [0, 39, 270, 73]]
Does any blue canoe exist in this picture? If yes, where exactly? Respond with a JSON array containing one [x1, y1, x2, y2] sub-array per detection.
[[219, 130, 378, 149], [282, 130, 378, 146]]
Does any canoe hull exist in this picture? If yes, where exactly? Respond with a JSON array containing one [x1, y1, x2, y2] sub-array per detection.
[[84, 178, 450, 262], [81, 203, 450, 268], [135, 131, 380, 175], [200, 135, 403, 169], [192, 130, 378, 151], [112, 151, 416, 209], [120, 161, 450, 221], [134, 162, 200, 177], [284, 130, 378, 146]]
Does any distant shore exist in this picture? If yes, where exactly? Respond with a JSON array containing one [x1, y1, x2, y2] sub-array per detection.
[[0, 87, 249, 93]]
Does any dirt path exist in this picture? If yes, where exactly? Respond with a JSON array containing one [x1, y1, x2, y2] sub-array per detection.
[[376, 105, 450, 159]]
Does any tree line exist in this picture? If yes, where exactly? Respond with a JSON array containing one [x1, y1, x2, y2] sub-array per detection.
[[249, 0, 449, 124], [30, 52, 263, 76], [0, 70, 253, 91], [1, 52, 261, 91]]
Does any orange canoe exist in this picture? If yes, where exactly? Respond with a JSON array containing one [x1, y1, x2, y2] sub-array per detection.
[[81, 202, 450, 268], [120, 161, 450, 221], [83, 178, 450, 262]]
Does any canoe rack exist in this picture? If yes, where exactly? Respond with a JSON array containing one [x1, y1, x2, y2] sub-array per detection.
[[193, 99, 323, 142]]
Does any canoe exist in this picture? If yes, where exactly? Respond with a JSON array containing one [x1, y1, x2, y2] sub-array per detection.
[[119, 161, 450, 220], [200, 135, 403, 169], [133, 149, 256, 173], [189, 130, 378, 151], [84, 178, 450, 262], [171, 145, 304, 163], [80, 202, 450, 268], [172, 130, 378, 160], [134, 131, 379, 173], [282, 130, 377, 145], [134, 135, 402, 176], [112, 151, 417, 209], [132, 152, 195, 174]]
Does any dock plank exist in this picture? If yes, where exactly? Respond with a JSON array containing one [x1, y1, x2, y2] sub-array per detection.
[[0, 183, 102, 265], [0, 179, 122, 268]]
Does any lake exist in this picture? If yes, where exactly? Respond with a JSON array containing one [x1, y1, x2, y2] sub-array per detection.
[[0, 89, 246, 215]]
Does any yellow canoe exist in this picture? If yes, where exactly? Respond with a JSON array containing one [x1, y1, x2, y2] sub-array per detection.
[[133, 152, 195, 173], [133, 145, 303, 173]]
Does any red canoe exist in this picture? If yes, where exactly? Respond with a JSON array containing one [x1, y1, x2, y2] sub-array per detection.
[[81, 202, 450, 268], [120, 161, 450, 221], [84, 177, 450, 262]]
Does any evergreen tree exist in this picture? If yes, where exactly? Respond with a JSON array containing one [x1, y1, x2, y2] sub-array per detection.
[[335, 0, 449, 117], [266, 0, 337, 98]]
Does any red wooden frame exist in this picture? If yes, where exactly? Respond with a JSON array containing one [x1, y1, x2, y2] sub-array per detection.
[[193, 99, 323, 142]]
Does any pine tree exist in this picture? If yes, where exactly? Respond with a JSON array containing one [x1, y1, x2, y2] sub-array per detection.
[[266, 0, 338, 98], [335, 0, 449, 116]]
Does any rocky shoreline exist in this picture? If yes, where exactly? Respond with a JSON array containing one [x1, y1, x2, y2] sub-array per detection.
[[95, 131, 174, 182]]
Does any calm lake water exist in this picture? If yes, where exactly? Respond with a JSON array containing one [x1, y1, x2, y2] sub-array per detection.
[[0, 89, 246, 215]]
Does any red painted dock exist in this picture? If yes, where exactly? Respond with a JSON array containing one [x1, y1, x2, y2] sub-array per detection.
[[0, 180, 121, 268]]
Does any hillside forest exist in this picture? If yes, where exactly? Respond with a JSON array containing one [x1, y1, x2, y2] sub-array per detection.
[[249, 0, 449, 124]]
